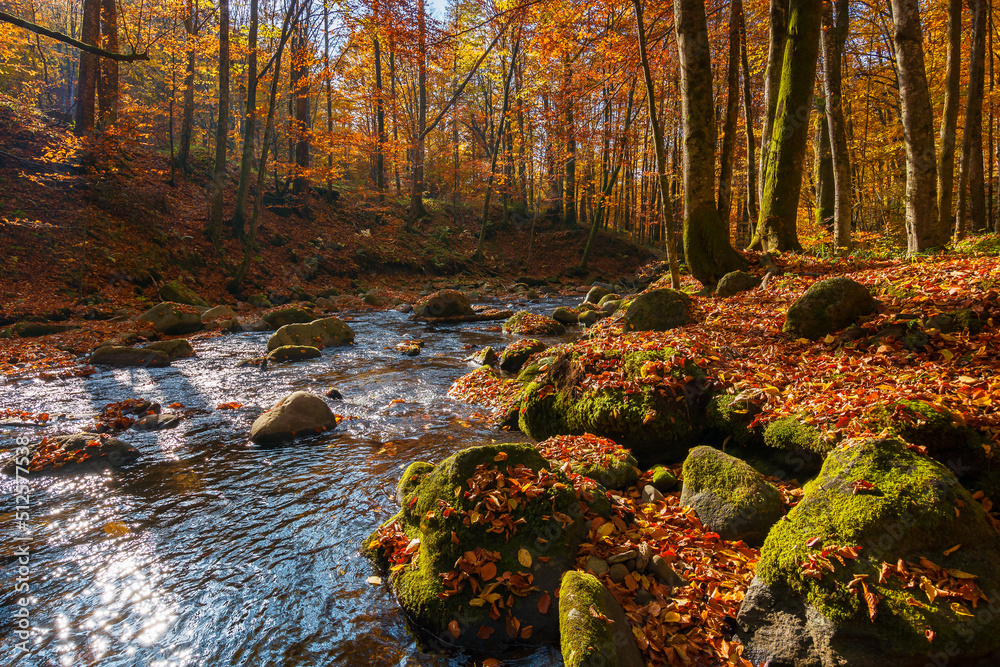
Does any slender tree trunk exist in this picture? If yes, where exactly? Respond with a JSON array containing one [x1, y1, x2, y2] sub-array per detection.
[[74, 0, 100, 134], [937, 0, 962, 243], [410, 0, 428, 220], [821, 0, 851, 249], [96, 0, 118, 128], [814, 95, 834, 227], [563, 55, 577, 227], [674, 0, 747, 285], [374, 32, 386, 202], [752, 0, 822, 252], [957, 0, 987, 240], [324, 0, 334, 205], [891, 0, 939, 252], [738, 3, 758, 225], [717, 0, 742, 234], [177, 0, 199, 171], [207, 0, 230, 251], [291, 3, 310, 197], [231, 0, 259, 238], [758, 0, 788, 206]]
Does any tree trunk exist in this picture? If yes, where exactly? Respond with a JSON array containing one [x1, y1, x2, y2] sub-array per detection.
[[74, 0, 100, 134], [374, 32, 386, 202], [937, 0, 962, 243], [738, 2, 758, 225], [96, 0, 118, 129], [717, 0, 742, 233], [821, 0, 851, 250], [674, 0, 748, 285], [891, 0, 938, 252], [291, 3, 310, 198], [177, 0, 199, 171], [957, 0, 987, 240], [752, 0, 822, 252], [410, 0, 428, 221], [563, 55, 576, 227], [814, 95, 834, 228], [758, 0, 788, 206], [207, 0, 229, 251], [231, 0, 258, 238]]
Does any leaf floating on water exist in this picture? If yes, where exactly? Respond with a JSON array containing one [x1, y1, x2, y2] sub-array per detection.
[[366, 576, 382, 585], [103, 521, 130, 536]]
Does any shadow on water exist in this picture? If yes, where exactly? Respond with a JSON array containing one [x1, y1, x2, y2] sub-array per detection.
[[0, 296, 582, 666]]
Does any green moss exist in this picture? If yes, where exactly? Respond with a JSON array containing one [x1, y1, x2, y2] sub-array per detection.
[[763, 417, 829, 456], [396, 461, 434, 501], [682, 446, 777, 509], [650, 465, 677, 491], [558, 571, 616, 667], [757, 438, 1000, 657], [707, 394, 763, 447]]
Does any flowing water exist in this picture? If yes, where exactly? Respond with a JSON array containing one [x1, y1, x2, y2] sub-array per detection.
[[0, 297, 582, 667]]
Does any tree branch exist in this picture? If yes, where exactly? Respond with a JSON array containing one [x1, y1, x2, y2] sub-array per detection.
[[0, 11, 150, 62]]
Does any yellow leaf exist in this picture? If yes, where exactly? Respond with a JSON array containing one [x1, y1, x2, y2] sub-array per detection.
[[103, 521, 129, 536], [940, 333, 959, 342], [950, 602, 975, 617], [662, 611, 682, 623], [943, 544, 961, 556], [941, 349, 954, 361], [366, 575, 382, 585], [824, 334, 836, 344], [945, 569, 978, 579], [518, 548, 532, 568]]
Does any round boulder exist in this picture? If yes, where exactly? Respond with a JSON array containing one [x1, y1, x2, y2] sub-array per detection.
[[91, 346, 170, 368], [621, 289, 694, 332], [559, 570, 645, 667], [502, 311, 566, 336], [413, 289, 475, 319], [783, 276, 878, 340], [136, 302, 203, 335], [159, 280, 209, 307], [144, 339, 195, 359], [499, 338, 547, 373], [267, 345, 322, 363], [266, 317, 355, 351], [263, 306, 314, 330], [535, 433, 639, 490], [249, 391, 338, 444], [715, 270, 761, 298]]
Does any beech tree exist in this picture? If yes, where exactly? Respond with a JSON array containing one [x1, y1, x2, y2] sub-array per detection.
[[820, 0, 851, 250]]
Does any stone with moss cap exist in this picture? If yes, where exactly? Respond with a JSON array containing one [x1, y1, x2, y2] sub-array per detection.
[[136, 302, 203, 335], [534, 434, 639, 490], [649, 465, 677, 492], [558, 570, 645, 667], [502, 311, 566, 336], [363, 442, 596, 652], [159, 280, 209, 307], [708, 394, 764, 448], [621, 288, 694, 333], [518, 348, 711, 463], [680, 446, 783, 546], [266, 317, 354, 351], [267, 345, 321, 363], [783, 277, 878, 340], [499, 339, 547, 373], [737, 438, 1000, 667], [715, 270, 761, 297]]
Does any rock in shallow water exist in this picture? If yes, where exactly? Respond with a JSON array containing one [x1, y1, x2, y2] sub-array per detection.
[[249, 391, 337, 444], [2, 432, 139, 475]]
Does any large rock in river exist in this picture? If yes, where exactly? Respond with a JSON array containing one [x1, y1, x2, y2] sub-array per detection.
[[263, 306, 314, 329], [783, 277, 878, 340], [91, 345, 171, 368], [136, 302, 203, 335], [502, 311, 566, 335], [621, 289, 694, 333], [413, 289, 475, 319], [363, 442, 600, 652], [679, 446, 782, 546], [737, 438, 1000, 667], [266, 317, 355, 351], [2, 432, 140, 475], [144, 339, 195, 359], [249, 391, 338, 444]]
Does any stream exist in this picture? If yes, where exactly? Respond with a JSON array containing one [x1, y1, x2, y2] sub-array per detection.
[[0, 296, 583, 666]]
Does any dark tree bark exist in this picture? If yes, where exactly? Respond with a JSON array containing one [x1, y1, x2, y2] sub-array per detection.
[[207, 0, 230, 251], [74, 0, 100, 134], [291, 2, 310, 197], [813, 95, 834, 227], [96, 0, 118, 128], [738, 1, 757, 225], [674, 0, 748, 285], [410, 0, 428, 220], [758, 0, 788, 206], [752, 0, 822, 252], [231, 0, 258, 237], [176, 0, 199, 172], [821, 0, 851, 249], [563, 55, 577, 227], [374, 31, 386, 201], [937, 0, 962, 243], [891, 0, 939, 252], [957, 0, 987, 239], [717, 0, 742, 233]]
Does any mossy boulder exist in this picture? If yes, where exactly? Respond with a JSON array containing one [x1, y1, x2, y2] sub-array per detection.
[[535, 434, 639, 490], [201, 305, 237, 322], [552, 306, 581, 325], [363, 443, 593, 652], [584, 285, 612, 305], [466, 346, 498, 367], [413, 289, 475, 319], [621, 289, 694, 333], [649, 465, 678, 492], [91, 345, 171, 368], [558, 571, 645, 667], [715, 270, 761, 298], [737, 438, 1000, 667], [263, 306, 314, 329], [783, 277, 878, 340], [266, 317, 355, 351], [2, 432, 140, 476], [267, 345, 322, 363], [499, 339, 547, 373], [503, 311, 566, 336], [597, 293, 620, 306], [680, 446, 783, 546], [707, 394, 764, 448], [144, 339, 195, 359], [158, 280, 209, 307], [136, 302, 203, 335], [518, 348, 711, 463]]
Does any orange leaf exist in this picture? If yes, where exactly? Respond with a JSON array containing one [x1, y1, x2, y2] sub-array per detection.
[[480, 562, 497, 581], [447, 620, 461, 639], [477, 625, 494, 640], [538, 592, 551, 614]]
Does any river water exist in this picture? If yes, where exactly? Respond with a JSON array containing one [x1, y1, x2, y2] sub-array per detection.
[[0, 297, 581, 666]]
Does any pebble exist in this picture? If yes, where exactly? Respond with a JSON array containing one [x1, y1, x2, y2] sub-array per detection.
[[608, 563, 629, 584], [635, 542, 653, 572], [635, 589, 653, 606], [586, 555, 609, 576], [650, 555, 685, 588], [607, 549, 638, 565], [642, 484, 664, 504]]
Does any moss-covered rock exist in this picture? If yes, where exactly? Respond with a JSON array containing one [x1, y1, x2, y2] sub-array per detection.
[[715, 270, 761, 298], [535, 434, 639, 490], [597, 293, 620, 306], [263, 306, 314, 329], [558, 571, 645, 667], [363, 443, 595, 652], [466, 346, 498, 367], [267, 345, 322, 363], [91, 345, 171, 368], [14, 322, 80, 337], [552, 306, 581, 325], [518, 348, 711, 463], [707, 394, 764, 448], [448, 365, 527, 428], [761, 417, 830, 474], [583, 285, 612, 305], [499, 339, 547, 373], [159, 280, 209, 307], [738, 438, 1000, 667], [413, 289, 475, 319], [783, 277, 878, 340], [502, 311, 566, 336], [680, 446, 783, 546], [649, 465, 678, 492], [144, 339, 195, 359], [621, 289, 694, 333], [266, 317, 354, 350], [136, 302, 202, 335]]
